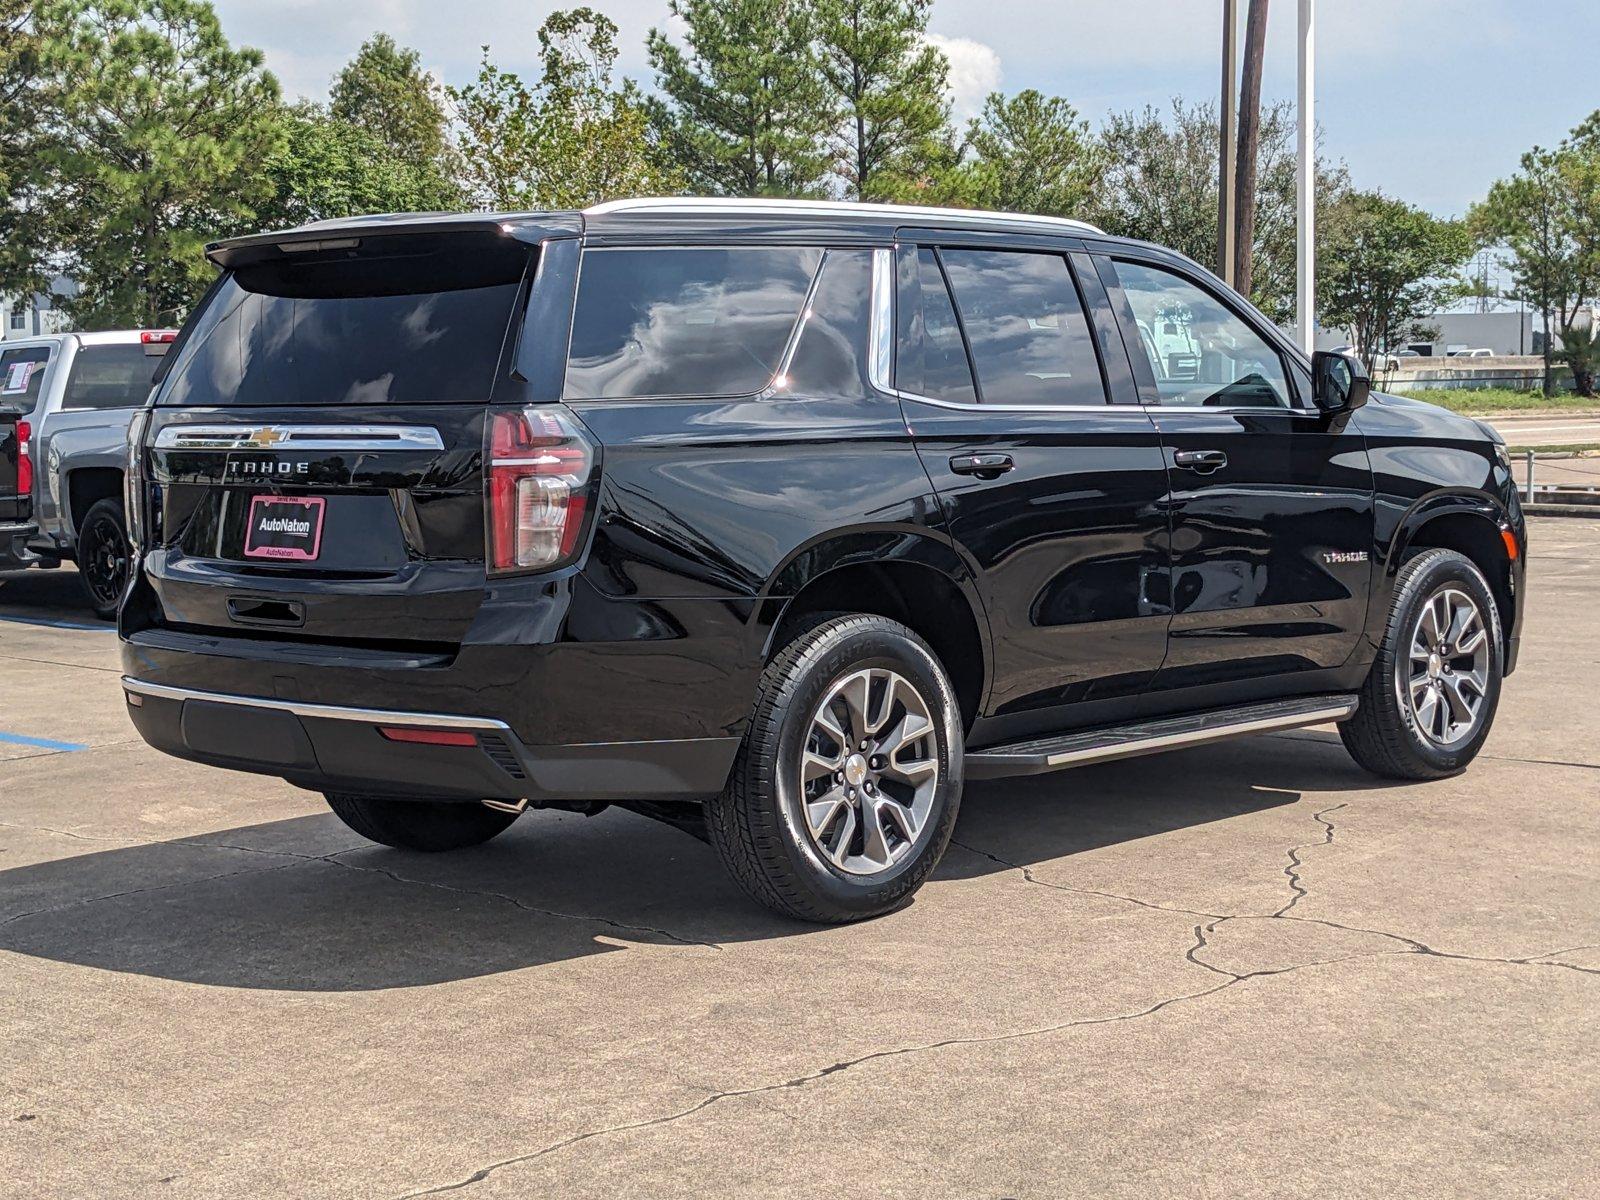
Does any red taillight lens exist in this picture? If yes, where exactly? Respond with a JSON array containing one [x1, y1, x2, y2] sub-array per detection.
[[485, 407, 597, 574], [15, 420, 31, 495], [378, 726, 479, 747]]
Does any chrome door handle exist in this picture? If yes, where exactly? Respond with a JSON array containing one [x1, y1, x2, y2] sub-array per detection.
[[949, 453, 1014, 478], [1172, 449, 1228, 473]]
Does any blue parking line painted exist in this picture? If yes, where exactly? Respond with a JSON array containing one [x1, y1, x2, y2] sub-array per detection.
[[0, 730, 89, 752], [0, 613, 112, 632]]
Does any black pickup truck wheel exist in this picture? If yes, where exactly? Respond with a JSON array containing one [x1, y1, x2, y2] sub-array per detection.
[[76, 498, 130, 621], [707, 614, 964, 923], [324, 793, 522, 851]]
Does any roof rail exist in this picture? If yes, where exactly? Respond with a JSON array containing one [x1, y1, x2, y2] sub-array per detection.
[[583, 196, 1104, 236]]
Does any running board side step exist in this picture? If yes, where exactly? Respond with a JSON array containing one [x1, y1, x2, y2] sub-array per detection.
[[964, 694, 1359, 780]]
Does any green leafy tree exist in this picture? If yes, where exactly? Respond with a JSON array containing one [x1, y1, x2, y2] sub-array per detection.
[[1317, 189, 1471, 372], [1470, 141, 1596, 394], [647, 0, 832, 197], [1092, 98, 1348, 324], [257, 103, 461, 229], [1557, 321, 1597, 397], [813, 0, 950, 201], [37, 0, 281, 327], [0, 2, 52, 296], [960, 89, 1103, 217], [451, 8, 680, 210], [330, 32, 451, 168]]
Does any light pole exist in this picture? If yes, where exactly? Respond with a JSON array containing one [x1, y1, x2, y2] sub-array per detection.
[[1295, 0, 1316, 354], [1218, 0, 1240, 287]]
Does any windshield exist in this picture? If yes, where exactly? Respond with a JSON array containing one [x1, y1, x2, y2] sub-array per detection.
[[156, 235, 528, 407]]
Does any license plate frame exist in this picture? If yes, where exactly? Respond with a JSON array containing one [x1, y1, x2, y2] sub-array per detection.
[[243, 494, 326, 562]]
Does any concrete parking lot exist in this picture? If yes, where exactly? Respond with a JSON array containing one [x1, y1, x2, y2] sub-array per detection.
[[2, 520, 1597, 1199]]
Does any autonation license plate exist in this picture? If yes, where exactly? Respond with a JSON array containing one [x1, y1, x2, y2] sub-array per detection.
[[243, 495, 326, 561]]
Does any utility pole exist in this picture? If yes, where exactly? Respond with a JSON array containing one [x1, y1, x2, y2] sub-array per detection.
[[1234, 0, 1269, 298], [1218, 0, 1240, 286], [1295, 0, 1315, 354]]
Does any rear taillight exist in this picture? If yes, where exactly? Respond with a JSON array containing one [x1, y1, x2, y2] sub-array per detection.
[[124, 408, 150, 548], [485, 406, 598, 574], [15, 420, 31, 496]]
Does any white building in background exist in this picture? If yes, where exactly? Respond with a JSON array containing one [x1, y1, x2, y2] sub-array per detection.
[[1308, 309, 1537, 357], [1, 275, 76, 341]]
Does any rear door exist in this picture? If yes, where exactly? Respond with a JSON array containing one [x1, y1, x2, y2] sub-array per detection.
[[1096, 253, 1374, 689], [896, 232, 1171, 736], [137, 231, 536, 647]]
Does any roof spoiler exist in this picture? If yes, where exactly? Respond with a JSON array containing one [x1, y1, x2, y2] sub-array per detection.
[[206, 212, 584, 270]]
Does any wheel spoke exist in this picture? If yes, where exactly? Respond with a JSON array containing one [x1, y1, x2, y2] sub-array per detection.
[[874, 794, 922, 844], [858, 800, 893, 866], [806, 788, 849, 840], [802, 748, 840, 780], [824, 804, 858, 868], [837, 671, 872, 745], [813, 706, 849, 750]]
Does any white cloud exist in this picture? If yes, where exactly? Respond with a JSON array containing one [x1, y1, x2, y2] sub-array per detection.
[[927, 33, 1001, 122]]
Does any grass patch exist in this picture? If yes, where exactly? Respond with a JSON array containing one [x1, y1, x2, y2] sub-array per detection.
[[1503, 443, 1600, 455], [1391, 387, 1598, 415]]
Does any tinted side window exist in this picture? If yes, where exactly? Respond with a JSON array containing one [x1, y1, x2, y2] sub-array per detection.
[[565, 247, 821, 400], [894, 248, 977, 404], [62, 344, 158, 410], [1113, 260, 1290, 408], [940, 249, 1107, 407], [782, 249, 873, 396]]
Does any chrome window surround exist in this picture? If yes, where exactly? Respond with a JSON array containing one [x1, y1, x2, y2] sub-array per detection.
[[152, 425, 445, 452], [869, 245, 1316, 418], [122, 677, 512, 732]]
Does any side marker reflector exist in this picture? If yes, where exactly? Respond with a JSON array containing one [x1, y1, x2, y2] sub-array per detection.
[[1501, 528, 1519, 561], [378, 727, 478, 747]]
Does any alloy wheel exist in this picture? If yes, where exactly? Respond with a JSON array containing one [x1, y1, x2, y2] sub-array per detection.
[[1400, 586, 1491, 747], [80, 511, 129, 610], [798, 667, 940, 877]]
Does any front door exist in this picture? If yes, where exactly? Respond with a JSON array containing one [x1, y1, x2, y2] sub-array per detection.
[[1098, 254, 1374, 690], [894, 236, 1171, 737]]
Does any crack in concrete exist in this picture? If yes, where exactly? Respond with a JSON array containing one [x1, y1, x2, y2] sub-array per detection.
[[0, 861, 298, 928], [948, 839, 1225, 922], [394, 938, 1367, 1198], [1274, 803, 1345, 917]]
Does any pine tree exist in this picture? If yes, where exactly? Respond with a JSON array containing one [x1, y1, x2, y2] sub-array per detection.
[[962, 90, 1103, 217], [330, 33, 450, 167], [813, 0, 950, 201], [647, 0, 832, 197], [37, 0, 282, 326]]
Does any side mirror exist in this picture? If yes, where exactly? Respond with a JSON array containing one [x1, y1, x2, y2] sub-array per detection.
[[1312, 350, 1370, 413]]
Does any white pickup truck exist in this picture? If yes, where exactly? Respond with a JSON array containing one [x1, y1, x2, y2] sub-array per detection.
[[0, 330, 175, 617]]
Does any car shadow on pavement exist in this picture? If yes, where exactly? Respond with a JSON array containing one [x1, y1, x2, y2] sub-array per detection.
[[0, 731, 1403, 992]]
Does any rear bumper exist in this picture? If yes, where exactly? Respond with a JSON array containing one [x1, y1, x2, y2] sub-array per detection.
[[0, 520, 39, 569], [121, 676, 740, 804]]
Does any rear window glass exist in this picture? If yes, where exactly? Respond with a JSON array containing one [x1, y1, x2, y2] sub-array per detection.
[[157, 235, 526, 407], [565, 247, 822, 400], [62, 344, 159, 409], [1, 346, 50, 408]]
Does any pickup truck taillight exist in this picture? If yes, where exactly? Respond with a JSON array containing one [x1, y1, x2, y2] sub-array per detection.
[[15, 420, 31, 496], [485, 407, 598, 574]]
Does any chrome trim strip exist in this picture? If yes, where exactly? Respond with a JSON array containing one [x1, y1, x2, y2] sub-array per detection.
[[869, 248, 895, 392], [969, 701, 1358, 772], [153, 425, 445, 452], [121, 677, 513, 733]]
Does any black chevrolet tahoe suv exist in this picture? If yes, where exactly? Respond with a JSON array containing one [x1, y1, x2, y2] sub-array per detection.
[[119, 199, 1526, 923]]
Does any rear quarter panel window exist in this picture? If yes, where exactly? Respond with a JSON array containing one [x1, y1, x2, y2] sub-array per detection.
[[564, 246, 822, 400]]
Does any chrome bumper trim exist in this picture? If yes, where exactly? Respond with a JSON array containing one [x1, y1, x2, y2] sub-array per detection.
[[120, 676, 513, 733]]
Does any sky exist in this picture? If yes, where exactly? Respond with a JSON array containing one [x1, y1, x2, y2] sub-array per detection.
[[211, 0, 1600, 220]]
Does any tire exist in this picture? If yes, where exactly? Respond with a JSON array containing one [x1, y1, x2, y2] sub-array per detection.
[[324, 793, 522, 851], [706, 614, 964, 923], [1341, 548, 1504, 780], [76, 497, 131, 620]]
